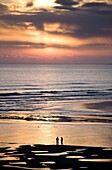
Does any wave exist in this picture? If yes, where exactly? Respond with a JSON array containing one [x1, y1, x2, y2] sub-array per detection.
[[108, 89, 112, 91], [0, 89, 112, 113], [0, 90, 112, 98], [0, 92, 21, 96], [0, 114, 112, 123]]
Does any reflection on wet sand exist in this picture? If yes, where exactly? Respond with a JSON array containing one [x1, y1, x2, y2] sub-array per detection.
[[0, 119, 112, 148]]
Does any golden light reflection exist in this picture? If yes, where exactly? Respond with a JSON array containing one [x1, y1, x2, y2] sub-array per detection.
[[0, 119, 112, 147]]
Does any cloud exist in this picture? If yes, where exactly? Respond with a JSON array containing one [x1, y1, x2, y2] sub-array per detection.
[[0, 41, 47, 48], [55, 0, 79, 6], [0, 55, 45, 64], [26, 2, 34, 8], [81, 2, 112, 12], [54, 5, 77, 11], [83, 2, 109, 7], [0, 3, 9, 14], [0, 0, 112, 64], [0, 1, 112, 41], [54, 0, 79, 11]]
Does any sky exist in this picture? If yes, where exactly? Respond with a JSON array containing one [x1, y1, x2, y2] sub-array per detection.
[[0, 0, 112, 64]]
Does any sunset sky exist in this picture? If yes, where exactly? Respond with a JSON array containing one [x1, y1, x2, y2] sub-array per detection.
[[0, 0, 112, 64]]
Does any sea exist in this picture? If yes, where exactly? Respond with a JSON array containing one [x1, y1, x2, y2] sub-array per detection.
[[0, 64, 112, 147]]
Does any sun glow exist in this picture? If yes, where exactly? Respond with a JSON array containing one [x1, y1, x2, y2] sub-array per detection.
[[34, 0, 55, 8]]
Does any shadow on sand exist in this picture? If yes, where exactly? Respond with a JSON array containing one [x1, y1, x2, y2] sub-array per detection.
[[0, 144, 112, 169]]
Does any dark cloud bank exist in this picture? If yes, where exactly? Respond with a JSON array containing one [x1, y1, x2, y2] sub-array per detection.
[[0, 1, 112, 39]]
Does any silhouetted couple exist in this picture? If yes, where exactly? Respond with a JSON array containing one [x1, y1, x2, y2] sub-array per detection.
[[56, 137, 63, 145]]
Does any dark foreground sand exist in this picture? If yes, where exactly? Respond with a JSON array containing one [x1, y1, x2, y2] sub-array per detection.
[[0, 144, 112, 170]]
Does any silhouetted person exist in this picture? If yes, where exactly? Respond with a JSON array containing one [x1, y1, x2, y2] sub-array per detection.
[[56, 136, 59, 145], [61, 137, 63, 145]]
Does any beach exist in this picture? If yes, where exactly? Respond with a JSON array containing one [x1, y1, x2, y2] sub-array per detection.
[[0, 98, 112, 148], [0, 99, 112, 169], [84, 100, 112, 112], [0, 100, 112, 169], [0, 64, 112, 169], [0, 144, 112, 170]]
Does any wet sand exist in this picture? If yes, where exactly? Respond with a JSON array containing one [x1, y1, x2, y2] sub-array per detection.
[[0, 118, 112, 148], [0, 144, 112, 170], [0, 100, 112, 170], [84, 101, 112, 112]]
